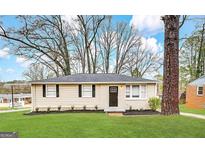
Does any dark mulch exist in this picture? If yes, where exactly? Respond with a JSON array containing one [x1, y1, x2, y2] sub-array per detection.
[[124, 110, 160, 115], [24, 109, 160, 116], [24, 110, 104, 116]]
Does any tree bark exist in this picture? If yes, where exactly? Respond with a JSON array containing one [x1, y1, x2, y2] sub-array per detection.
[[161, 15, 180, 115]]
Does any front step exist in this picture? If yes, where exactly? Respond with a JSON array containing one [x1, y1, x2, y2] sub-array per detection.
[[107, 112, 123, 116], [104, 108, 125, 113]]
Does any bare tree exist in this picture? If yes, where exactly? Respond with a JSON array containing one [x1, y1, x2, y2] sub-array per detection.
[[98, 16, 116, 73], [0, 15, 71, 77], [74, 15, 105, 73], [127, 42, 163, 77], [0, 15, 164, 80], [70, 17, 162, 76], [114, 22, 141, 74], [24, 63, 55, 81]]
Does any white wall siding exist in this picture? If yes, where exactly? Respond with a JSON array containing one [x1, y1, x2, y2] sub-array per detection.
[[32, 83, 156, 111]]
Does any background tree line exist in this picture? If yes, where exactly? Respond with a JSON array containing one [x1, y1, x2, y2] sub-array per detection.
[[0, 15, 162, 80], [179, 17, 205, 91]]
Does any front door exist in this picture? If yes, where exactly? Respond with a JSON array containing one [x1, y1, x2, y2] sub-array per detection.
[[109, 86, 118, 107]]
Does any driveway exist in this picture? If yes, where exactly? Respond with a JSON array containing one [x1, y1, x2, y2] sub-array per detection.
[[0, 108, 31, 113], [0, 103, 31, 108]]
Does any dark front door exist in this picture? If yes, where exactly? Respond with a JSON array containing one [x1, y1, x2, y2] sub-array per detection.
[[109, 86, 118, 107]]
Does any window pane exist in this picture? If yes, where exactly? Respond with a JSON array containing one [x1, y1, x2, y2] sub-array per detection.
[[199, 87, 203, 90], [198, 87, 203, 95], [126, 85, 130, 98], [46, 85, 56, 97], [83, 91, 92, 97], [141, 85, 146, 98], [132, 85, 139, 98], [82, 85, 92, 97]]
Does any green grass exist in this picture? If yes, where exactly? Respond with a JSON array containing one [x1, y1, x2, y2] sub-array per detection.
[[180, 104, 205, 115], [0, 111, 205, 138]]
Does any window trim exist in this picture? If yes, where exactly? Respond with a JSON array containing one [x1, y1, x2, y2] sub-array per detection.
[[82, 85, 93, 98], [125, 84, 147, 99], [197, 86, 204, 96], [140, 84, 147, 99], [46, 84, 57, 98], [126, 85, 131, 98]]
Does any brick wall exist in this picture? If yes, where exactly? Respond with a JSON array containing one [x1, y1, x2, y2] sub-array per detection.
[[186, 85, 205, 109]]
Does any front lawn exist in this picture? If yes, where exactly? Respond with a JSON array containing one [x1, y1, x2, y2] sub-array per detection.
[[180, 104, 205, 115], [0, 111, 205, 138]]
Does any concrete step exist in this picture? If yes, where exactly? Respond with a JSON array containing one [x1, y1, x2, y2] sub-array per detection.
[[107, 112, 123, 116], [104, 108, 125, 112]]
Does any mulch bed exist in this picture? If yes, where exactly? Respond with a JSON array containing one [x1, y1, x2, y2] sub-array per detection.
[[123, 110, 160, 115], [24, 110, 160, 116], [24, 110, 104, 115]]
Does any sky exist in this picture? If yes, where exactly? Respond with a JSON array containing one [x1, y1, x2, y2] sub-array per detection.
[[0, 15, 200, 81]]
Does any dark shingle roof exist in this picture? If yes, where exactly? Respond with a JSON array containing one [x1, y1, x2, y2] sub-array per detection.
[[31, 73, 157, 84]]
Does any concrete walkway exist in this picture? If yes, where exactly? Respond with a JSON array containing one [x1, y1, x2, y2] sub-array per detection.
[[180, 112, 205, 120], [0, 108, 31, 113]]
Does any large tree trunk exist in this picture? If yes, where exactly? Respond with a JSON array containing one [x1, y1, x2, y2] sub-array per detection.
[[161, 15, 180, 115]]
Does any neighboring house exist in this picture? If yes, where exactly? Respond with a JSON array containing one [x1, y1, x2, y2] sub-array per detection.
[[0, 93, 31, 107], [186, 75, 205, 109], [31, 74, 158, 112]]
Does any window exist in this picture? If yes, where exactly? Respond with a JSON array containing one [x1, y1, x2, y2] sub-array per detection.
[[82, 85, 92, 97], [126, 85, 130, 98], [46, 85, 56, 97], [132, 85, 140, 98], [125, 85, 147, 99], [141, 85, 147, 98], [19, 98, 24, 101], [197, 86, 203, 96]]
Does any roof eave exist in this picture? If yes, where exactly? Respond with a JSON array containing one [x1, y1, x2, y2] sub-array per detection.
[[31, 81, 158, 85]]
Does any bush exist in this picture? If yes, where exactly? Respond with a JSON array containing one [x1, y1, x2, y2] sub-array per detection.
[[179, 92, 186, 104], [35, 107, 39, 112], [148, 97, 161, 111], [58, 106, 61, 111], [47, 107, 51, 112], [95, 105, 98, 110]]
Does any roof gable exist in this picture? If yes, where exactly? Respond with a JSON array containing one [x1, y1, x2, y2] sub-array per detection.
[[189, 75, 205, 86]]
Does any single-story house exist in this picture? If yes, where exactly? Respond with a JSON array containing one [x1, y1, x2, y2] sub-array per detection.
[[186, 75, 205, 109], [31, 73, 158, 112], [0, 93, 31, 107]]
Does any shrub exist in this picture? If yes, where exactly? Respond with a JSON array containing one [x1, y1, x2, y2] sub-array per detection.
[[95, 105, 98, 110], [148, 97, 161, 111], [139, 108, 143, 111], [35, 107, 39, 112], [47, 107, 51, 112], [179, 92, 186, 104], [58, 106, 61, 111]]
